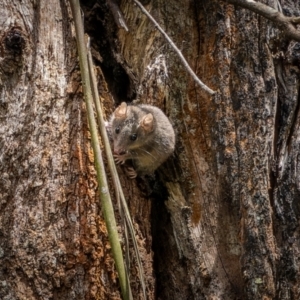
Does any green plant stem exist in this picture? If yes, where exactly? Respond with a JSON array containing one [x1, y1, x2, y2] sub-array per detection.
[[69, 1, 131, 299], [87, 41, 146, 299]]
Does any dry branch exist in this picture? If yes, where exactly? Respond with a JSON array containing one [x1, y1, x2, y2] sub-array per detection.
[[226, 0, 300, 42], [132, 0, 216, 95]]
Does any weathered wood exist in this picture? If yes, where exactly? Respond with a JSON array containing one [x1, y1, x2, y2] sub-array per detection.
[[2, 0, 300, 299], [0, 1, 152, 299], [108, 0, 300, 299]]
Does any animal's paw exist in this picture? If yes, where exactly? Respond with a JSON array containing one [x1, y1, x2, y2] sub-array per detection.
[[125, 166, 137, 179], [113, 154, 127, 165]]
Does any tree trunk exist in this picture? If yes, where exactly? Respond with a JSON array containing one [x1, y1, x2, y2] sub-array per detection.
[[0, 1, 141, 299], [1, 0, 300, 299]]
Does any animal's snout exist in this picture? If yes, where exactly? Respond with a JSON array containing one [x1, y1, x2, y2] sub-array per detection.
[[114, 149, 126, 155]]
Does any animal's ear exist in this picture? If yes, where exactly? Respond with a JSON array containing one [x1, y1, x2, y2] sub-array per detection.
[[140, 113, 154, 132], [115, 102, 127, 119]]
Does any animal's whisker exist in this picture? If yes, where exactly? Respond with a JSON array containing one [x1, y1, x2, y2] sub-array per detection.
[[139, 148, 157, 161], [130, 145, 159, 160]]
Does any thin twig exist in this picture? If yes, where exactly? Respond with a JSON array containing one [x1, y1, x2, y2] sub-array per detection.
[[132, 0, 216, 95], [107, 0, 129, 31], [226, 0, 300, 42], [69, 1, 132, 299], [289, 16, 300, 25]]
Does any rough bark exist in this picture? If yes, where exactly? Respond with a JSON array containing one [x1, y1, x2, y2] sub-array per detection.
[[0, 1, 152, 299], [2, 0, 300, 299], [100, 0, 300, 299]]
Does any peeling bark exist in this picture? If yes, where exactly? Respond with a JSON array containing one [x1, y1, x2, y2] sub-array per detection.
[[2, 0, 300, 299]]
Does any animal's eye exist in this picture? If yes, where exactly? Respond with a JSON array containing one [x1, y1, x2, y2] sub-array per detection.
[[115, 127, 120, 134], [130, 133, 137, 141]]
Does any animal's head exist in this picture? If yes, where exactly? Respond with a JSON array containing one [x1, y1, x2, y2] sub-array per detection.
[[110, 102, 155, 155]]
